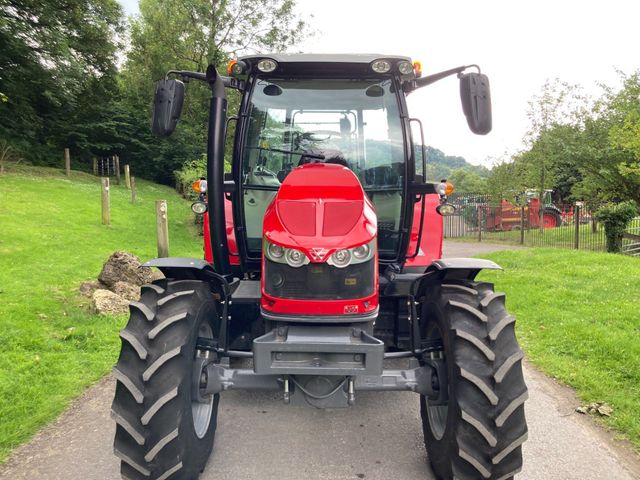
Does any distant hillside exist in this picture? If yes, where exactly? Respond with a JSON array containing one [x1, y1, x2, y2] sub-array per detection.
[[424, 146, 490, 181], [366, 140, 489, 181]]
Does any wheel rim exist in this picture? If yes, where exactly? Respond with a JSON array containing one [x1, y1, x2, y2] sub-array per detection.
[[543, 213, 557, 228], [192, 320, 215, 439], [425, 323, 448, 440]]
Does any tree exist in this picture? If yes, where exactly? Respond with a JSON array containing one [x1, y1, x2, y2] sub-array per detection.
[[486, 158, 528, 204], [448, 168, 487, 194], [117, 0, 307, 183], [522, 79, 587, 212], [0, 0, 124, 164]]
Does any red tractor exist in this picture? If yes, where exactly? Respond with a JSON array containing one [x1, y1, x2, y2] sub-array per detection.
[[482, 190, 563, 231], [111, 55, 528, 480]]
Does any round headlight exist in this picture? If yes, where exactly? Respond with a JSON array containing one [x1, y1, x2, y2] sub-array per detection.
[[330, 249, 352, 268], [371, 59, 391, 74], [352, 244, 370, 260], [191, 201, 207, 214], [257, 59, 278, 73], [436, 203, 457, 216], [398, 61, 413, 75], [231, 60, 247, 76], [285, 248, 306, 267], [268, 242, 284, 259]]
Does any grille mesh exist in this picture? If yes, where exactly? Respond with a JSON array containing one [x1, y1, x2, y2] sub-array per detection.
[[264, 258, 374, 300]]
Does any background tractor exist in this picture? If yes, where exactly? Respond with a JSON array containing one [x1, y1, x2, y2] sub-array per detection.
[[111, 54, 528, 480]]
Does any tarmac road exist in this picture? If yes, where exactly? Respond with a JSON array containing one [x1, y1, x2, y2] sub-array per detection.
[[1, 242, 639, 480]]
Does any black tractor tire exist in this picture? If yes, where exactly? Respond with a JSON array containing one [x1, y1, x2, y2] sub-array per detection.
[[111, 279, 220, 480], [419, 281, 528, 480]]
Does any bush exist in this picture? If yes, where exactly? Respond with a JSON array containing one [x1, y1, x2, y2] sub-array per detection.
[[594, 201, 638, 252], [174, 155, 206, 201]]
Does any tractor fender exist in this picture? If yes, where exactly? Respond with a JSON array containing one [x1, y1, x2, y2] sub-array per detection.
[[143, 257, 235, 295], [410, 257, 502, 296]]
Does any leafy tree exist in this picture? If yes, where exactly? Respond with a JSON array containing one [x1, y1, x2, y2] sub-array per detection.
[[522, 79, 588, 210], [486, 158, 528, 204], [117, 0, 307, 183], [0, 0, 124, 164], [448, 168, 487, 194]]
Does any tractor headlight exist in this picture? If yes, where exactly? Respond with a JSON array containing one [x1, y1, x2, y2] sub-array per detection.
[[268, 242, 284, 260], [352, 243, 370, 260], [329, 249, 352, 268], [264, 239, 309, 267], [436, 203, 456, 216], [327, 240, 375, 268], [285, 248, 307, 268], [398, 61, 414, 75], [371, 59, 391, 73], [257, 59, 278, 73], [191, 201, 207, 214]]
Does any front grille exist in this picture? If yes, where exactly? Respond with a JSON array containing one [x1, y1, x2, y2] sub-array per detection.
[[264, 258, 375, 300]]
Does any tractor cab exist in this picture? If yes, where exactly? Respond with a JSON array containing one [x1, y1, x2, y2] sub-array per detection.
[[110, 54, 528, 480], [240, 74, 406, 261]]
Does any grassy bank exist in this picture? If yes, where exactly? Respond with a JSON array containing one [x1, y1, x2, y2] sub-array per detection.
[[478, 248, 640, 449], [0, 165, 200, 461]]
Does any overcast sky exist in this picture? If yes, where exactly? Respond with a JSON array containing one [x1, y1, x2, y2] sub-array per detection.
[[119, 0, 640, 167]]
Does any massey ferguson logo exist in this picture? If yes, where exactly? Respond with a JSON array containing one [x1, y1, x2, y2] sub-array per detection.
[[309, 248, 328, 261]]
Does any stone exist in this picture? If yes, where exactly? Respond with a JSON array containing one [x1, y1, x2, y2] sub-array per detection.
[[79, 280, 103, 298], [98, 251, 153, 288], [149, 270, 165, 282], [112, 281, 140, 302], [91, 289, 129, 315]]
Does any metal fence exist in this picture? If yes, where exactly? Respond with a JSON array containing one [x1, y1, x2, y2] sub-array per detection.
[[444, 193, 640, 256]]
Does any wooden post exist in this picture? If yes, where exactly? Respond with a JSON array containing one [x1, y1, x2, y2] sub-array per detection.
[[520, 207, 525, 245], [101, 178, 110, 225], [478, 208, 483, 243], [114, 155, 121, 185], [130, 176, 136, 204], [124, 164, 131, 189], [92, 157, 97, 176], [64, 148, 71, 176], [156, 200, 169, 257], [574, 204, 580, 249]]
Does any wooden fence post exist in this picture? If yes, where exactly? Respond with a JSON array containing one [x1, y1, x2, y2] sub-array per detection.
[[124, 164, 131, 189], [478, 208, 483, 243], [574, 204, 581, 249], [130, 176, 136, 204], [64, 148, 71, 176], [101, 177, 110, 225], [156, 200, 169, 257], [114, 155, 121, 185], [92, 157, 97, 176], [520, 207, 525, 245]]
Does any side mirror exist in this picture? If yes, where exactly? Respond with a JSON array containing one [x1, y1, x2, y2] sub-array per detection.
[[152, 79, 185, 137], [460, 73, 492, 135]]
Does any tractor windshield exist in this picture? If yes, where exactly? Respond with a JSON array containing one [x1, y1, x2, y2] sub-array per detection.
[[242, 77, 405, 257]]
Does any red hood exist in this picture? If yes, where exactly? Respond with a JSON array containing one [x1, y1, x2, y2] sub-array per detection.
[[263, 163, 376, 259]]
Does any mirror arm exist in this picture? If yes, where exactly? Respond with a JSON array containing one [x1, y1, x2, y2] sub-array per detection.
[[166, 70, 244, 90], [408, 64, 481, 91]]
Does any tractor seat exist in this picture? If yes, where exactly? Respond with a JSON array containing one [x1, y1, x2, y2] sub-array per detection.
[[298, 148, 349, 168]]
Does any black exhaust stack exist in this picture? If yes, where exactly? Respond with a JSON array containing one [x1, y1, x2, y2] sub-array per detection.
[[206, 65, 231, 276]]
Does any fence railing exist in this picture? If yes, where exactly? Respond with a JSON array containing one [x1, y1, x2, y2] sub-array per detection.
[[444, 193, 640, 256]]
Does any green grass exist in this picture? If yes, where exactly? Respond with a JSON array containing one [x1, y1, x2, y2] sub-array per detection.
[[478, 248, 640, 449], [0, 164, 200, 462]]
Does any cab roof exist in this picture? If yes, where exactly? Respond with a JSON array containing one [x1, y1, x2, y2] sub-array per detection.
[[238, 53, 414, 78], [239, 53, 412, 64]]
